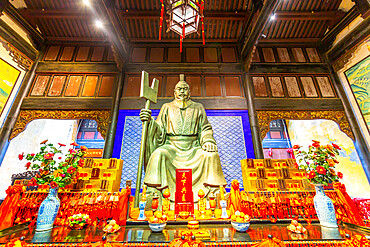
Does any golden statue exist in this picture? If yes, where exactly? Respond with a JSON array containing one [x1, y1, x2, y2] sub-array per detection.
[[140, 74, 227, 201]]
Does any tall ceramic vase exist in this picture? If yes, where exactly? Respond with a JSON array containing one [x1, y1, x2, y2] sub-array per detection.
[[36, 186, 60, 231], [313, 184, 338, 228]]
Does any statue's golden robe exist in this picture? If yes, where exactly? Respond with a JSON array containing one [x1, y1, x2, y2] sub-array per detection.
[[143, 99, 227, 201]]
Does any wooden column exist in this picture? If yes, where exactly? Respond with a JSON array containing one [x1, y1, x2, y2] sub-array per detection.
[[0, 46, 46, 165], [323, 55, 370, 182], [102, 71, 125, 158], [244, 73, 264, 158]]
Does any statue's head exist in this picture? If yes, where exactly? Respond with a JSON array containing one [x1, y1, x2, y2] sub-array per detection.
[[174, 74, 190, 101]]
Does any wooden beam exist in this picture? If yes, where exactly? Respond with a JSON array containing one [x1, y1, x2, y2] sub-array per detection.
[[352, 0, 370, 18], [254, 98, 344, 110], [4, 4, 44, 49], [22, 98, 113, 110], [241, 0, 280, 70], [320, 6, 361, 52], [259, 38, 321, 44], [36, 62, 118, 73], [129, 38, 238, 43], [249, 64, 328, 74], [274, 10, 345, 21]]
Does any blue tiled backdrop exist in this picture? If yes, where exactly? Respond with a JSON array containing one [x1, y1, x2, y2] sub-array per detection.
[[113, 109, 254, 190]]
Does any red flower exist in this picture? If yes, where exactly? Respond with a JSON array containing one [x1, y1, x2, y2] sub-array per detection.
[[78, 159, 84, 167], [40, 139, 48, 144], [58, 143, 66, 147], [35, 173, 41, 178], [312, 140, 320, 143], [292, 145, 300, 149], [28, 177, 37, 186], [18, 153, 24, 161], [316, 165, 326, 175], [80, 146, 88, 152], [44, 153, 54, 159], [332, 143, 341, 150], [307, 170, 316, 179], [69, 149, 76, 154], [337, 172, 343, 179], [312, 142, 320, 148], [30, 153, 35, 157], [50, 181, 58, 189], [293, 162, 299, 169], [70, 142, 79, 146], [25, 162, 31, 169], [67, 166, 76, 174]]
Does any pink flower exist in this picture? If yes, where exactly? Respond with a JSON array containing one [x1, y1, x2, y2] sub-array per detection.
[[61, 174, 65, 177], [69, 149, 76, 154]]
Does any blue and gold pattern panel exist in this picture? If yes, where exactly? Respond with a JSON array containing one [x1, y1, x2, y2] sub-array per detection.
[[113, 110, 254, 190]]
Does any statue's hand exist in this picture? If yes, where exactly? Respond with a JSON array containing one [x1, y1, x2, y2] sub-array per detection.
[[202, 142, 217, 152], [139, 109, 152, 122]]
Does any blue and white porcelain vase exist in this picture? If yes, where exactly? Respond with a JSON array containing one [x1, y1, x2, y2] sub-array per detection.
[[313, 184, 338, 228], [36, 186, 60, 231]]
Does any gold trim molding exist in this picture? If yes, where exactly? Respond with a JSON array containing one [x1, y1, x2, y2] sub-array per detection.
[[0, 37, 33, 71], [257, 110, 354, 141], [10, 110, 110, 140]]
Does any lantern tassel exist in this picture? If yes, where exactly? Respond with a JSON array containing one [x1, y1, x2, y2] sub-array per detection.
[[180, 22, 185, 53], [159, 0, 164, 40], [200, 0, 205, 45]]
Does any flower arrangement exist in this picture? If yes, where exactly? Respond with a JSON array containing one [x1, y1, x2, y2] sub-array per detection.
[[19, 140, 87, 188], [293, 140, 343, 185], [68, 213, 91, 229]]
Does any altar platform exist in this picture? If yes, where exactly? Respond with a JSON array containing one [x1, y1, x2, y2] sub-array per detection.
[[1, 221, 369, 246]]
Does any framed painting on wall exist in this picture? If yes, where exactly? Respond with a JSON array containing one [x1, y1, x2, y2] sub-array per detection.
[[344, 55, 370, 133], [0, 58, 21, 119]]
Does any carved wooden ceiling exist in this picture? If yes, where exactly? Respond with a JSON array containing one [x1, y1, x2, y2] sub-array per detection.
[[18, 0, 345, 44]]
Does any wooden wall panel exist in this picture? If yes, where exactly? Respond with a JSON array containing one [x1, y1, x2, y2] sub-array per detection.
[[221, 48, 236, 62], [149, 48, 164, 63], [106, 48, 115, 62], [268, 77, 284, 97], [186, 48, 200, 62], [131, 47, 147, 63], [44, 46, 60, 61], [292, 48, 306, 62], [224, 76, 242, 96], [276, 48, 291, 62], [165, 76, 179, 97], [300, 77, 318, 97], [91, 47, 105, 62], [99, 75, 115, 97], [262, 48, 276, 62], [168, 48, 182, 63], [124, 76, 140, 97], [252, 77, 268, 97], [30, 75, 50, 96], [204, 76, 222, 96], [60, 47, 75, 61], [186, 76, 201, 96], [251, 49, 260, 62], [316, 76, 335, 97], [284, 77, 301, 97], [48, 75, 66, 96], [76, 47, 90, 61], [65, 76, 83, 97], [82, 75, 99, 97], [306, 48, 321, 63], [204, 48, 218, 62]]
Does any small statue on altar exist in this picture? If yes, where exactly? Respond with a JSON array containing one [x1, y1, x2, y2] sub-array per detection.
[[140, 74, 227, 201], [197, 189, 206, 219]]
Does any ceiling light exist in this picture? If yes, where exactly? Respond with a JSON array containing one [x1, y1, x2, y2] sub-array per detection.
[[95, 20, 103, 28], [270, 13, 276, 20], [82, 0, 90, 6]]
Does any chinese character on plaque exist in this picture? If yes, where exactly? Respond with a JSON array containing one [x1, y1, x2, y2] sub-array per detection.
[[175, 169, 194, 216]]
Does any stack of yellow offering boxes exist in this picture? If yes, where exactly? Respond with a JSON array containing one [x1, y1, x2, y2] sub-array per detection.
[[73, 158, 123, 192], [241, 158, 313, 192]]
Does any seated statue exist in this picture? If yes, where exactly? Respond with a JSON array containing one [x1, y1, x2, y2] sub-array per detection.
[[140, 75, 227, 201]]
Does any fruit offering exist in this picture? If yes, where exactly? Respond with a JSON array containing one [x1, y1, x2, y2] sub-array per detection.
[[230, 211, 251, 223], [287, 220, 307, 234], [148, 211, 168, 224], [103, 220, 121, 233]]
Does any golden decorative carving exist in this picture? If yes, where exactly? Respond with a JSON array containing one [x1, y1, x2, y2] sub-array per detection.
[[10, 110, 110, 140], [257, 110, 354, 141], [0, 37, 33, 70], [332, 46, 357, 72]]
